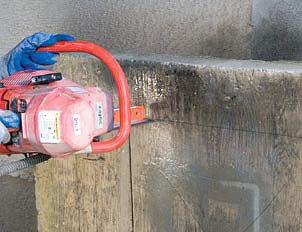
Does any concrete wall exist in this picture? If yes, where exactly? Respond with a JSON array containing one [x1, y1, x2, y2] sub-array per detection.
[[0, 0, 254, 58], [252, 0, 302, 60], [2, 0, 302, 61]]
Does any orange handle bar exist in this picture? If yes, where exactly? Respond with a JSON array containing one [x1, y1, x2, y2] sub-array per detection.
[[37, 41, 131, 153]]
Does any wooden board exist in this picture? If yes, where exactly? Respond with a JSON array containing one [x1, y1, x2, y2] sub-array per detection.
[[35, 56, 133, 232], [35, 54, 302, 232], [122, 57, 302, 231]]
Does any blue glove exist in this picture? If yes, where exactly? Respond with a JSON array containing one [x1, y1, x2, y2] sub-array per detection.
[[0, 110, 20, 144], [0, 32, 75, 78], [0, 110, 20, 128]]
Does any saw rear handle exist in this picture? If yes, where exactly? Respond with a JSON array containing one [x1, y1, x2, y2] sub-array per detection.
[[37, 42, 131, 153]]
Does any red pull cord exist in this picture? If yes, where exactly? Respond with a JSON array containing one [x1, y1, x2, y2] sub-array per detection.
[[37, 41, 131, 153]]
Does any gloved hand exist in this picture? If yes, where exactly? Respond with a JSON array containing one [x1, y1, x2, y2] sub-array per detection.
[[0, 110, 21, 144], [0, 121, 10, 144], [0, 110, 20, 129], [0, 32, 75, 78]]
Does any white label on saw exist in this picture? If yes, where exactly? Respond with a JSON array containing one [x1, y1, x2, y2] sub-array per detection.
[[95, 102, 103, 129], [73, 114, 81, 136], [38, 111, 61, 143]]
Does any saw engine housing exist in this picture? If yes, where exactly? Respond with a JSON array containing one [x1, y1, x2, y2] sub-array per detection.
[[0, 41, 133, 157], [0, 70, 114, 157]]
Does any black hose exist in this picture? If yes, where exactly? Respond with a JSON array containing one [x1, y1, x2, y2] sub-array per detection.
[[0, 154, 51, 177]]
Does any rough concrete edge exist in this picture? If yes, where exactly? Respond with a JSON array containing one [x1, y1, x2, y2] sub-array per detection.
[[69, 51, 302, 74], [114, 52, 302, 73]]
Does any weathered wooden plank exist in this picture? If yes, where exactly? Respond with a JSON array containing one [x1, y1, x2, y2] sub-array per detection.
[[34, 56, 133, 232], [119, 55, 302, 232], [35, 53, 302, 232]]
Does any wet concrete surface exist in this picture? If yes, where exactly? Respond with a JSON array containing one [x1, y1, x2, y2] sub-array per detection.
[[0, 155, 36, 232], [0, 175, 37, 232]]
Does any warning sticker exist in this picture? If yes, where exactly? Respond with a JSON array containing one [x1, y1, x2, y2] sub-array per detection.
[[73, 114, 81, 136], [95, 102, 103, 129], [38, 111, 61, 143]]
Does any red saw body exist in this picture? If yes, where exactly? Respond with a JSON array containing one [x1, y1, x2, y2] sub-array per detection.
[[0, 42, 144, 157]]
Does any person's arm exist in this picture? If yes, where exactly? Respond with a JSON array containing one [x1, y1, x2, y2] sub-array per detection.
[[0, 32, 74, 80]]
